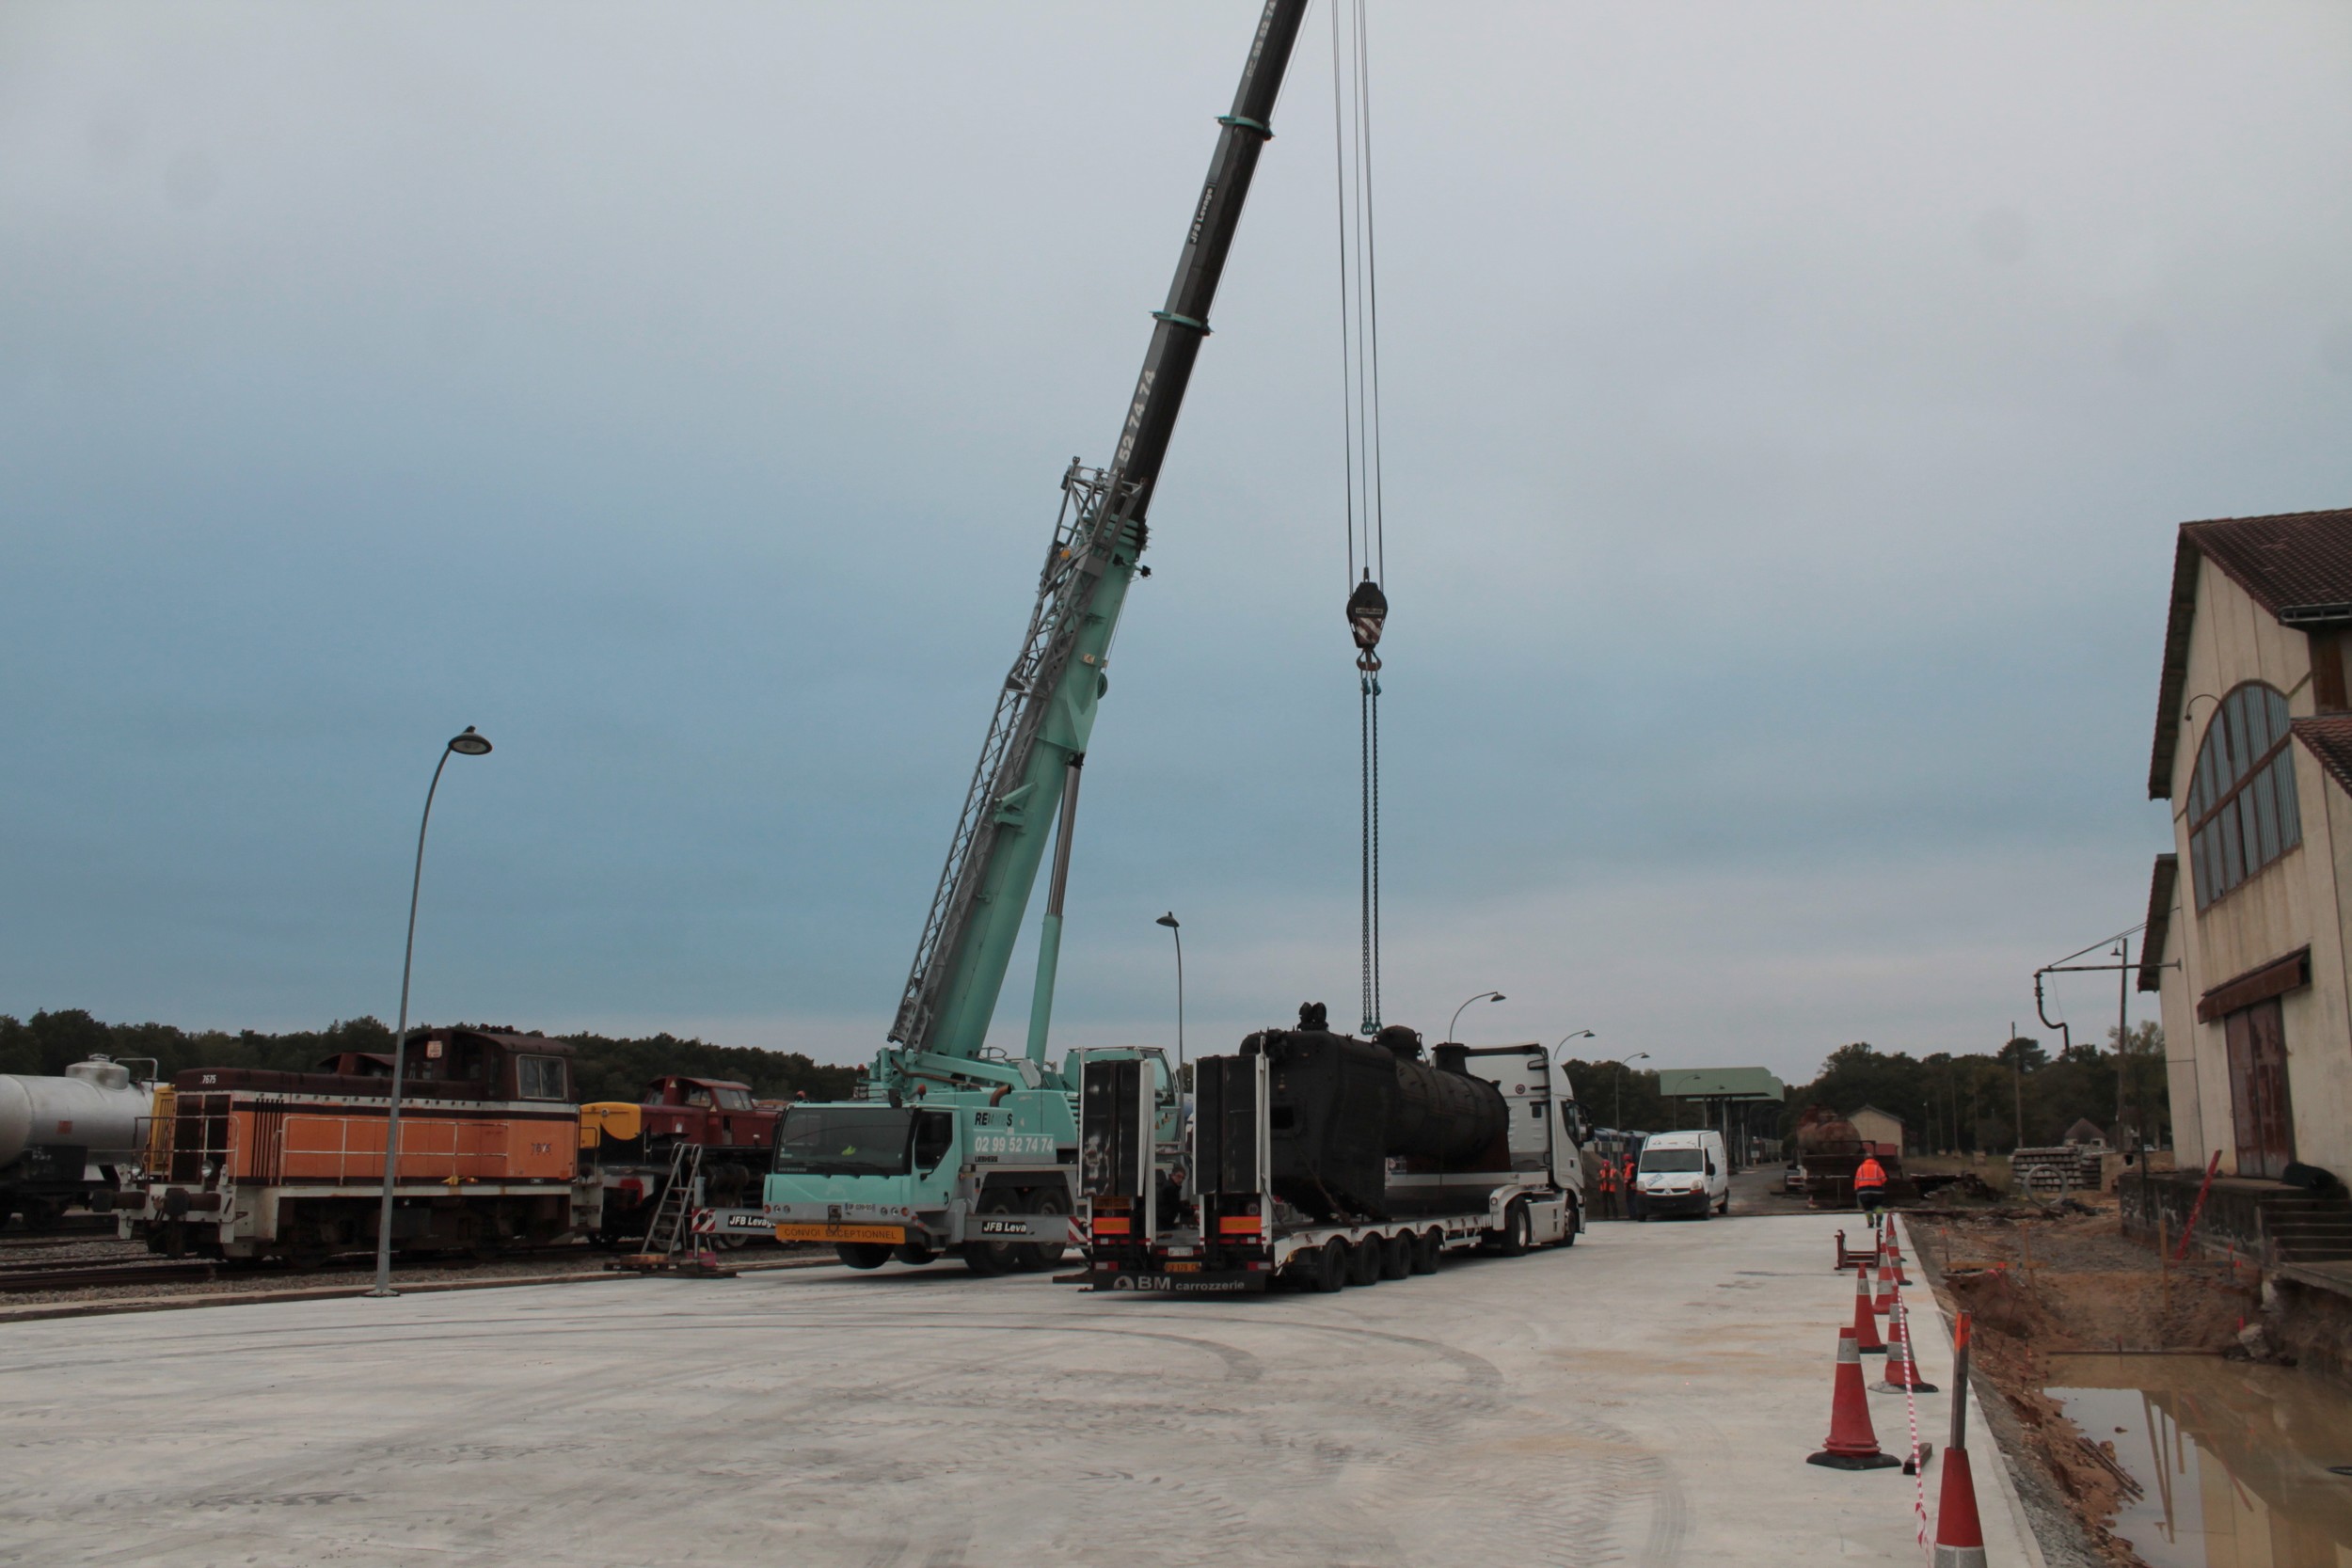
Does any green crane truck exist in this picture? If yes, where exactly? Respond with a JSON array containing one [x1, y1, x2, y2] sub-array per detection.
[[724, 0, 1311, 1275]]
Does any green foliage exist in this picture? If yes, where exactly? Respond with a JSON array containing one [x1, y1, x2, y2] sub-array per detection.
[[1559, 1057, 1673, 1132], [0, 1010, 856, 1104], [1780, 1027, 2169, 1153]]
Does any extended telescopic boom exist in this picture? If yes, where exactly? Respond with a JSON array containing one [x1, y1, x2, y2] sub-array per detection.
[[890, 0, 1311, 1064]]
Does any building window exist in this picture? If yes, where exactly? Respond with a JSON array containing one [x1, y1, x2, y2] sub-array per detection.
[[2186, 682, 2301, 910]]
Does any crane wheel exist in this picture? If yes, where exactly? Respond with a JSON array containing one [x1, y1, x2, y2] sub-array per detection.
[[1017, 1189, 1068, 1273], [835, 1243, 891, 1270]]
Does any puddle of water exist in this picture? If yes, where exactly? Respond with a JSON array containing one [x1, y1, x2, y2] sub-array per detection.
[[2049, 1352, 2352, 1568]]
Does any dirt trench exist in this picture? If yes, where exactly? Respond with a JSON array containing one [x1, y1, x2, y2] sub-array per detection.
[[1910, 1203, 2258, 1568]]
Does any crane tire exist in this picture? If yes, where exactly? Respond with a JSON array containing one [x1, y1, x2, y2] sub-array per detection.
[[835, 1243, 891, 1270]]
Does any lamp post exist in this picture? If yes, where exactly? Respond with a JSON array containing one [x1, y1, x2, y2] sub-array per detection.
[[1555, 1028, 1596, 1057], [1447, 990, 1505, 1043], [371, 726, 493, 1299], [1614, 1051, 1651, 1132], [1154, 912, 1184, 1076]]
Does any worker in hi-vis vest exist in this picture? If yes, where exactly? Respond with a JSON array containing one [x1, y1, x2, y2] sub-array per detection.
[[1597, 1159, 1617, 1220], [1852, 1153, 1888, 1217]]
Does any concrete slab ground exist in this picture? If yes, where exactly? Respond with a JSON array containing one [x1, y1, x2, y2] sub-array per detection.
[[0, 1212, 2038, 1567]]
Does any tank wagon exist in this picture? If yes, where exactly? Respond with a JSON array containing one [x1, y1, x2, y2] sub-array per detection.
[[1083, 1006, 1589, 1294], [0, 1056, 155, 1228], [119, 1029, 593, 1261], [580, 1075, 780, 1243]]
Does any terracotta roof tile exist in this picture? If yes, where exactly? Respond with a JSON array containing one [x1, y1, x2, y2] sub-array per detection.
[[2184, 508, 2352, 622], [2291, 715, 2352, 798]]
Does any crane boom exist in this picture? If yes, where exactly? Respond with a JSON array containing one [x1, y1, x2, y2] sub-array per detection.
[[889, 0, 1310, 1063]]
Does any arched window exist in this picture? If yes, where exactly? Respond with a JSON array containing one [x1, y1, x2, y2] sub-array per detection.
[[2186, 682, 2301, 910]]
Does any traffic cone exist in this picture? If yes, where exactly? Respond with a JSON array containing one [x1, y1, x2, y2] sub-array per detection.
[[1875, 1303, 1939, 1394], [1873, 1254, 1899, 1316], [1933, 1310, 1988, 1567], [1807, 1326, 1902, 1470], [1851, 1263, 1886, 1354], [1884, 1227, 1912, 1286], [1932, 1447, 1987, 1567]]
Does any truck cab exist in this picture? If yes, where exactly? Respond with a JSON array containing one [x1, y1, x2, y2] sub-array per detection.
[[758, 1046, 1177, 1275]]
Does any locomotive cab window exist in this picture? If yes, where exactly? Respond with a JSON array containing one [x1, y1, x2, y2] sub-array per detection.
[[715, 1087, 755, 1111], [516, 1055, 567, 1101]]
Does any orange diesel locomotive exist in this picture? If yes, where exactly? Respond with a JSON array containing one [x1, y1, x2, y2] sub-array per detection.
[[123, 1029, 592, 1261]]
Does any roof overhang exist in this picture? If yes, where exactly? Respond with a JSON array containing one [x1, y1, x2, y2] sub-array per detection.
[[2137, 854, 2176, 994], [2150, 531, 2202, 800]]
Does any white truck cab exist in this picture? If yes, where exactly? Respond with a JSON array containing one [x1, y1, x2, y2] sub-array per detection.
[[1634, 1129, 1728, 1219]]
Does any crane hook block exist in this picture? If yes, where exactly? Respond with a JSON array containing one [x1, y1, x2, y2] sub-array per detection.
[[1347, 576, 1388, 657]]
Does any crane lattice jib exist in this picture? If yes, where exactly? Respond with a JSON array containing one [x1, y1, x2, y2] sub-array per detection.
[[889, 0, 1310, 1056]]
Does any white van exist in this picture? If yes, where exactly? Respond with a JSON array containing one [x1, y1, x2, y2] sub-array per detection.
[[1633, 1130, 1728, 1220]]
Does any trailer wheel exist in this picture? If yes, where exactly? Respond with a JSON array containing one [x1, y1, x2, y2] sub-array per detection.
[[1311, 1243, 1348, 1292], [1557, 1200, 1580, 1246], [1346, 1236, 1383, 1287], [835, 1243, 891, 1270], [1411, 1228, 1442, 1274], [1497, 1200, 1534, 1257], [1379, 1231, 1413, 1279]]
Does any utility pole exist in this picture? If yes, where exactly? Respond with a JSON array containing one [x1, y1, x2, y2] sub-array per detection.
[[2010, 1020, 2024, 1152], [2115, 937, 2130, 1143]]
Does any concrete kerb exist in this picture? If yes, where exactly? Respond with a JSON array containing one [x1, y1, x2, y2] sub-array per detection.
[[1894, 1216, 2052, 1568], [0, 1252, 839, 1326]]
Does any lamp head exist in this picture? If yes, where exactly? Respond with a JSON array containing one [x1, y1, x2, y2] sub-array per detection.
[[1155, 912, 1180, 929], [447, 726, 493, 757]]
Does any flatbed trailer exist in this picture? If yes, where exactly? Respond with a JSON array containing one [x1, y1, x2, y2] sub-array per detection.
[[1080, 1037, 1588, 1296]]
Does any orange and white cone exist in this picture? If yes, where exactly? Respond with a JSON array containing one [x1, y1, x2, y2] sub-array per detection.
[[1883, 1226, 1912, 1286], [1933, 1309, 1987, 1565], [1873, 1253, 1899, 1315], [1851, 1263, 1886, 1354], [1874, 1302, 1939, 1394], [1807, 1326, 1901, 1470]]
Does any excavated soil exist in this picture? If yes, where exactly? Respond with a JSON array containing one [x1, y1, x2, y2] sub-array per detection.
[[1913, 1203, 2257, 1567]]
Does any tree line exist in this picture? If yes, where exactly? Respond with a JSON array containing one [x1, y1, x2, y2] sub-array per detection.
[[1564, 1023, 2169, 1153], [0, 1010, 859, 1106]]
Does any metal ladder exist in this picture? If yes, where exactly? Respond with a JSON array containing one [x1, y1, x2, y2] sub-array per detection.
[[642, 1142, 705, 1259]]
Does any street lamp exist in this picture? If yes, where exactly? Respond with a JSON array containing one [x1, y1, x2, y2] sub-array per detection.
[[1614, 1051, 1651, 1132], [1154, 912, 1184, 1075], [1447, 990, 1505, 1043], [371, 726, 493, 1299], [1554, 1028, 1596, 1057]]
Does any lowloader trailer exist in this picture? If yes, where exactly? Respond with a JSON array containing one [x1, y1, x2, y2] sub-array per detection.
[[1081, 1008, 1591, 1295]]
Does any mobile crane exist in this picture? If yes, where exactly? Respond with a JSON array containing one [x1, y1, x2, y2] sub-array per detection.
[[741, 0, 1313, 1275]]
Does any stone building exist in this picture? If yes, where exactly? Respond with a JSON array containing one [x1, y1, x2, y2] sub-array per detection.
[[2142, 508, 2352, 1189]]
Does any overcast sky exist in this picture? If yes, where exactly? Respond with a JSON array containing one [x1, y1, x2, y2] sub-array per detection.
[[5, 2, 2349, 1086]]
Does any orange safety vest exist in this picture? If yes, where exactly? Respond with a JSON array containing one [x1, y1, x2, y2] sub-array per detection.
[[1599, 1165, 1616, 1195], [1854, 1157, 1886, 1190]]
